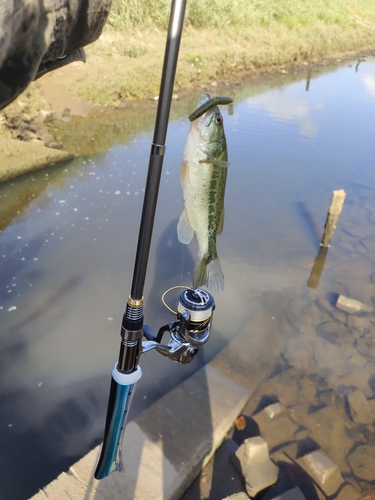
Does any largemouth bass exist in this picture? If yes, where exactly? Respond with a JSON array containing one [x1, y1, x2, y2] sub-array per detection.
[[177, 93, 230, 291]]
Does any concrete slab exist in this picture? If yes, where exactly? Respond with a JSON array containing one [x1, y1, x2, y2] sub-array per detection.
[[30, 364, 249, 500]]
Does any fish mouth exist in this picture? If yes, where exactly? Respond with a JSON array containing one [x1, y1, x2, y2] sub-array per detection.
[[189, 94, 233, 122]]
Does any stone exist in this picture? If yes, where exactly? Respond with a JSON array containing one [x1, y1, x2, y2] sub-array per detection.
[[347, 444, 375, 481], [336, 295, 372, 314], [233, 436, 279, 497], [335, 484, 360, 500], [265, 369, 299, 406], [295, 450, 344, 496], [288, 405, 352, 475], [364, 360, 375, 375], [347, 390, 372, 425], [268, 487, 306, 500], [347, 316, 371, 337], [252, 403, 298, 450], [281, 338, 314, 372], [40, 133, 55, 145], [355, 334, 375, 358], [222, 494, 249, 500], [260, 402, 287, 421], [316, 321, 354, 345], [368, 398, 375, 419]]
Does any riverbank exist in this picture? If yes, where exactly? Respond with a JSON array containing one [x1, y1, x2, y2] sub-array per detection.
[[1, 4, 375, 180]]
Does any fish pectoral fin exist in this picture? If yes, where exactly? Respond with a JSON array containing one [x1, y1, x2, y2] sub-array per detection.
[[177, 209, 194, 244], [199, 158, 230, 168], [217, 206, 225, 235]]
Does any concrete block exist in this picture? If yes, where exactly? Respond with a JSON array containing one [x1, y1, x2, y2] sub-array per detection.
[[295, 450, 344, 496], [347, 389, 372, 425], [233, 436, 278, 497], [336, 295, 372, 314], [268, 487, 306, 500], [262, 402, 287, 421]]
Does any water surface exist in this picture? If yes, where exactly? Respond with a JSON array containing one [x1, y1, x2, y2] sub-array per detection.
[[1, 58, 375, 499]]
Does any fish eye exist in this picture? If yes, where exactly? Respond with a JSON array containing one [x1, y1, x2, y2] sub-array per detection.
[[215, 114, 223, 125]]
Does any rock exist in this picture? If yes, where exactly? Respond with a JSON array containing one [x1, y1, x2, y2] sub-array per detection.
[[367, 398, 375, 419], [335, 484, 360, 500], [262, 402, 286, 421], [40, 133, 55, 146], [365, 360, 375, 375], [289, 405, 353, 475], [347, 316, 371, 337], [347, 390, 372, 425], [47, 141, 63, 150], [232, 436, 279, 497], [295, 450, 344, 496], [268, 487, 307, 500], [316, 321, 354, 345], [347, 444, 375, 481], [281, 338, 314, 372], [336, 295, 372, 314], [355, 334, 375, 358], [30, 138, 46, 147], [222, 493, 249, 500], [265, 369, 299, 406], [252, 402, 298, 450]]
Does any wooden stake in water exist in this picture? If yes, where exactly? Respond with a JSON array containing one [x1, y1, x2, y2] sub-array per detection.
[[307, 246, 328, 289], [321, 189, 346, 247]]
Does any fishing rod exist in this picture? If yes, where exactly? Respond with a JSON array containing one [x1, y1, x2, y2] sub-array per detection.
[[94, 0, 217, 479]]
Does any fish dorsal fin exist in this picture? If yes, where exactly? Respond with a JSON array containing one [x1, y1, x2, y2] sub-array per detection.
[[217, 206, 225, 235], [177, 209, 194, 244]]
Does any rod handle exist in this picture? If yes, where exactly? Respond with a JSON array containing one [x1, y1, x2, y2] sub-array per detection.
[[95, 365, 142, 479]]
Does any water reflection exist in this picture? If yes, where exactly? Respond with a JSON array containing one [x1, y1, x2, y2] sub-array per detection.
[[1, 57, 375, 499]]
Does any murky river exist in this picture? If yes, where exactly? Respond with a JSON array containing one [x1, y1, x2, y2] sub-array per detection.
[[1, 57, 375, 499]]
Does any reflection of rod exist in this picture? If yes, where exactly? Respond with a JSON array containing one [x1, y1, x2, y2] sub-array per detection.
[[355, 60, 361, 72], [305, 68, 312, 91], [307, 246, 328, 289], [321, 189, 346, 247]]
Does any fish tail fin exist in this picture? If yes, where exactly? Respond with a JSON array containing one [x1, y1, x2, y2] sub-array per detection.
[[193, 254, 224, 291]]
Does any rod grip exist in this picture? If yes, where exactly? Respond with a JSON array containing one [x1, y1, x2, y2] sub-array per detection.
[[95, 365, 142, 479]]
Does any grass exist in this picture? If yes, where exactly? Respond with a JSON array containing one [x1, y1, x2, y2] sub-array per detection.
[[4, 0, 375, 110], [73, 0, 375, 107], [107, 0, 375, 30]]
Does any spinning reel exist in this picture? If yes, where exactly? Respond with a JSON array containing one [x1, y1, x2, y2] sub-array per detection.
[[142, 287, 215, 364]]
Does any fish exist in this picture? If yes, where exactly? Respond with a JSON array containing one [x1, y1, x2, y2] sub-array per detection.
[[177, 93, 230, 291]]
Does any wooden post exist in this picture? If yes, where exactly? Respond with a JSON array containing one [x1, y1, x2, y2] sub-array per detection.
[[307, 246, 328, 288], [321, 189, 346, 247]]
